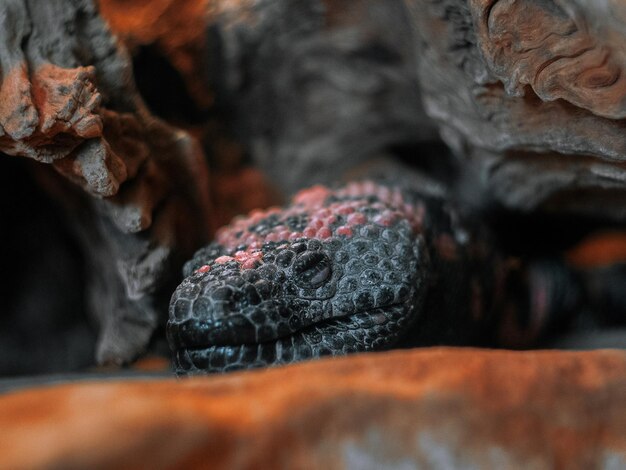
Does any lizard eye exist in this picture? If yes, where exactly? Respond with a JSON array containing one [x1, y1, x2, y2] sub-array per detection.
[[293, 251, 331, 288]]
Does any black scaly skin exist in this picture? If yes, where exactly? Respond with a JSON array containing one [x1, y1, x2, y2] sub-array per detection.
[[167, 177, 580, 375]]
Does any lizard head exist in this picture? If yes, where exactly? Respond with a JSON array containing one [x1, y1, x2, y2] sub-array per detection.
[[167, 182, 428, 374]]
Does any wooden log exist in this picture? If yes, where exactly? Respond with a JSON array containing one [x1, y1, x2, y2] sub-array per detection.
[[0, 0, 212, 365]]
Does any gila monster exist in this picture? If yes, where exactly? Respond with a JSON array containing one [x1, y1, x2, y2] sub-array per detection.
[[167, 176, 585, 374]]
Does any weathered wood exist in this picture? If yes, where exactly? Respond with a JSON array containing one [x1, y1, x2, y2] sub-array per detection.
[[405, 0, 626, 217], [0, 0, 212, 365], [204, 0, 626, 218], [205, 0, 440, 193]]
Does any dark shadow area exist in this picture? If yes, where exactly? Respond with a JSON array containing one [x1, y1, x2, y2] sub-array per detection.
[[484, 209, 624, 256], [391, 140, 459, 187], [0, 157, 96, 376], [132, 45, 210, 125]]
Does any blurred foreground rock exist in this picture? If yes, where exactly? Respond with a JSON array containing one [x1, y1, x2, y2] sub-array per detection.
[[1, 348, 624, 468]]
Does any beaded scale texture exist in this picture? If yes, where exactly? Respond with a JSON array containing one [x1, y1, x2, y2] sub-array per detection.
[[167, 179, 569, 374]]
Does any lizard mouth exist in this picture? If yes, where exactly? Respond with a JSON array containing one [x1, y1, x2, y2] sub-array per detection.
[[169, 304, 410, 374]]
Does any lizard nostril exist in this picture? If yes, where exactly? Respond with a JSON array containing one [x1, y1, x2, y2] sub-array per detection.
[[293, 251, 332, 288]]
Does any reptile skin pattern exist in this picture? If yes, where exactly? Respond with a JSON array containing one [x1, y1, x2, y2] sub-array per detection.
[[167, 180, 573, 374]]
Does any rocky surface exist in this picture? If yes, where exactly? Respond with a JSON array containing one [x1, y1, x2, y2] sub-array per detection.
[[1, 348, 624, 468]]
